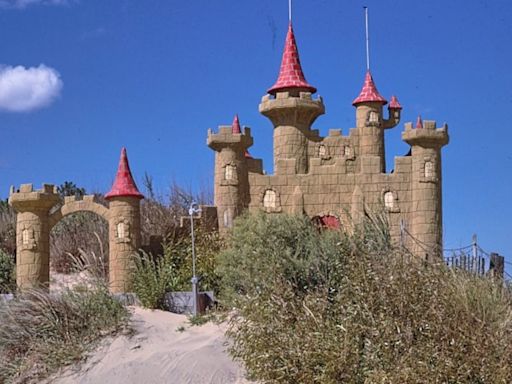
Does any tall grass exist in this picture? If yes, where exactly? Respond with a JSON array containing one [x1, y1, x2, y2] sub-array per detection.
[[219, 212, 512, 384], [0, 251, 129, 384]]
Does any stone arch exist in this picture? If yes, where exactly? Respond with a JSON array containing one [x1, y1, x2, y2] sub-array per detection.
[[312, 213, 341, 230], [49, 196, 110, 230]]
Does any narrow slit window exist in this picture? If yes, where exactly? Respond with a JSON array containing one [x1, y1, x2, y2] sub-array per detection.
[[424, 161, 434, 178], [318, 144, 327, 157], [22, 229, 30, 245], [368, 111, 379, 123]]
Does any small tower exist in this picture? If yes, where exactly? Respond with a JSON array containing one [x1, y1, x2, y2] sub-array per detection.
[[105, 147, 143, 293], [402, 118, 449, 259], [353, 71, 401, 173], [9, 184, 60, 289], [259, 22, 324, 175], [208, 114, 252, 232]]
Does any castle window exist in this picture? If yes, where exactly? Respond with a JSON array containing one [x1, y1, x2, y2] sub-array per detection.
[[344, 146, 353, 158], [22, 229, 30, 245], [225, 164, 236, 180], [223, 209, 233, 228], [384, 191, 394, 209], [117, 222, 126, 239], [368, 111, 379, 124], [424, 161, 434, 178], [318, 144, 327, 157], [263, 189, 277, 209]]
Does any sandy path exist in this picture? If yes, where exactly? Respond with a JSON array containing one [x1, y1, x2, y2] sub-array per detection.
[[51, 307, 253, 384]]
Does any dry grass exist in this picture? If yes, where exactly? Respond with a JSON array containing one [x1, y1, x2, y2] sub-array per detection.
[[219, 212, 512, 384]]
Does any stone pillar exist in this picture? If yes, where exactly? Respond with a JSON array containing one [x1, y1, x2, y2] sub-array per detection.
[[402, 120, 449, 259], [107, 196, 141, 293], [9, 184, 60, 289], [105, 147, 144, 293], [208, 125, 252, 233]]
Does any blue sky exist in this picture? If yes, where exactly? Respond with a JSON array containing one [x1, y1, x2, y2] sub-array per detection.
[[1, 0, 511, 272]]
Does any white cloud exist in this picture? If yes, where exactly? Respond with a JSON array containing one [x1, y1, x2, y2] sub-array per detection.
[[0, 0, 74, 9], [0, 65, 63, 112]]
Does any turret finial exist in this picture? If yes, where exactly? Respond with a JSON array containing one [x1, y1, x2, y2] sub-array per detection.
[[416, 115, 423, 129], [232, 114, 241, 134]]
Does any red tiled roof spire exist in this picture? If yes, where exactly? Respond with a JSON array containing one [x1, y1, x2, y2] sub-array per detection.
[[416, 115, 423, 129], [268, 23, 316, 95], [352, 70, 387, 106], [232, 114, 241, 134], [105, 147, 144, 200], [389, 95, 402, 110]]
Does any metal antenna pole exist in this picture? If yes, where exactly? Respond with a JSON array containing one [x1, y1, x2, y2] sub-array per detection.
[[364, 6, 370, 71], [472, 234, 478, 273], [289, 0, 292, 22]]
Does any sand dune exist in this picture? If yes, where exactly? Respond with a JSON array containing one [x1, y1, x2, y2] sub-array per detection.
[[50, 307, 253, 384]]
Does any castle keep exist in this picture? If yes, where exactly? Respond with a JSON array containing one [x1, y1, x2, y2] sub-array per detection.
[[208, 22, 449, 257]]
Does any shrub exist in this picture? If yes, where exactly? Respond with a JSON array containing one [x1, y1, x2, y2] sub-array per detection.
[[132, 251, 179, 309], [0, 249, 15, 294], [219, 212, 512, 384], [0, 200, 16, 256]]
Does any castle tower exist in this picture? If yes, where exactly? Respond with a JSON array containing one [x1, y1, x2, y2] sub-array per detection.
[[259, 22, 324, 175], [105, 147, 143, 293], [402, 117, 449, 259], [207, 114, 253, 232], [9, 184, 60, 289], [353, 71, 402, 173]]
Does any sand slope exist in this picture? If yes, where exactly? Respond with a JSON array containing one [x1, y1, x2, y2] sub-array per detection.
[[51, 307, 253, 384]]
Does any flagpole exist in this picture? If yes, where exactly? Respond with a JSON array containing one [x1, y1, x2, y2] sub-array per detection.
[[364, 6, 370, 71], [289, 0, 292, 22]]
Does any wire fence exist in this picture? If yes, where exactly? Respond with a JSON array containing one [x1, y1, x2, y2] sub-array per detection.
[[399, 225, 508, 281]]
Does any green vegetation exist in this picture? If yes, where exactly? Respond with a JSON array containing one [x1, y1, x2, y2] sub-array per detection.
[[0, 288, 128, 383], [132, 251, 178, 310], [0, 249, 15, 294], [218, 212, 512, 384]]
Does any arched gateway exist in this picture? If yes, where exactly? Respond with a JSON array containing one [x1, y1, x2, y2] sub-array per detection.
[[8, 148, 143, 293]]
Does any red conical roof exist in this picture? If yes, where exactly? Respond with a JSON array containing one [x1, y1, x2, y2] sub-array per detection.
[[389, 95, 402, 110], [105, 147, 144, 200], [415, 115, 423, 129], [232, 114, 241, 134], [268, 23, 316, 95], [352, 71, 387, 106]]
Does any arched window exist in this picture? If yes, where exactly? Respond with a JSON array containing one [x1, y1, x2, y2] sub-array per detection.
[[424, 161, 434, 178], [225, 164, 236, 180], [344, 146, 353, 158], [117, 222, 126, 239], [384, 191, 394, 209], [318, 144, 327, 157], [368, 111, 379, 124], [263, 190, 277, 209]]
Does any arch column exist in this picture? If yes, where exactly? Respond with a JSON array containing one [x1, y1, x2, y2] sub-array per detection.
[[107, 197, 141, 293], [105, 147, 144, 293], [9, 184, 60, 289]]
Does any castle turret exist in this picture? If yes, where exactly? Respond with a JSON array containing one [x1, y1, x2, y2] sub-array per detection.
[[402, 118, 449, 259], [9, 184, 60, 289], [105, 147, 143, 293], [208, 114, 252, 232], [259, 22, 324, 175], [353, 71, 401, 173]]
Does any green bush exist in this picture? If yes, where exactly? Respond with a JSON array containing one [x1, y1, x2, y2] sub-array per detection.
[[132, 251, 179, 309], [0, 249, 15, 294], [219, 212, 512, 384]]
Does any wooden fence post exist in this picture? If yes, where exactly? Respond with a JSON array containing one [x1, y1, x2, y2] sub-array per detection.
[[489, 253, 505, 280]]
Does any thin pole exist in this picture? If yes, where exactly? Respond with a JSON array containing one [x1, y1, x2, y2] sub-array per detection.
[[472, 234, 477, 273], [364, 6, 370, 71], [189, 202, 200, 317], [289, 0, 292, 22]]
